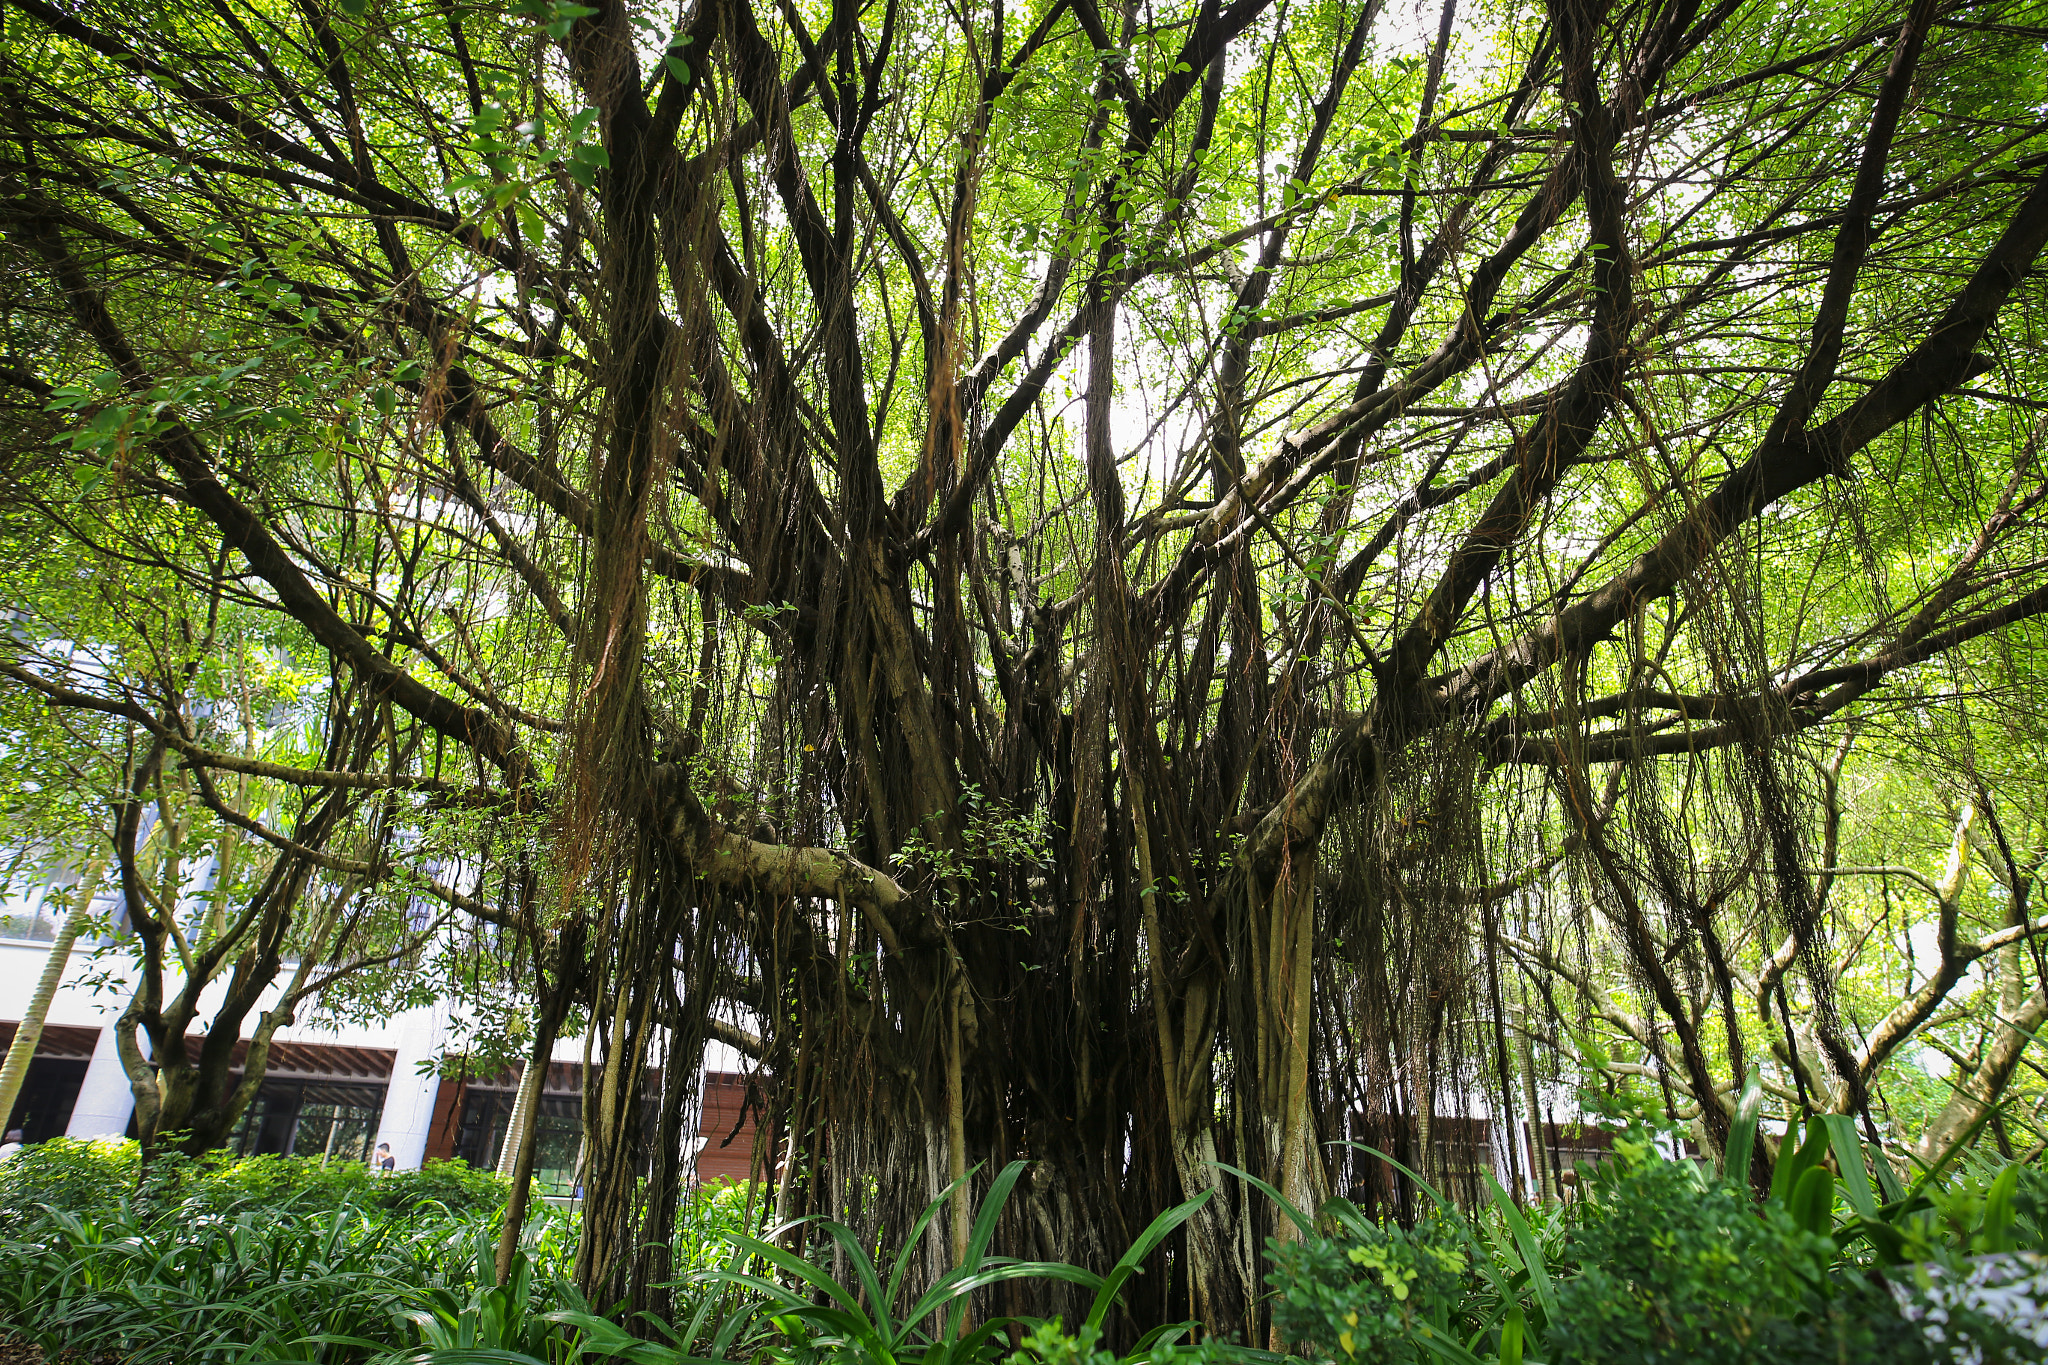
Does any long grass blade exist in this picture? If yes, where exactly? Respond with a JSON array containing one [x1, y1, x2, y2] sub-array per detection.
[[1819, 1115, 1878, 1221], [1209, 1162, 1311, 1237], [1482, 1172, 1556, 1327], [1338, 1144, 1454, 1216], [1724, 1066, 1762, 1188], [1084, 1189, 1213, 1332]]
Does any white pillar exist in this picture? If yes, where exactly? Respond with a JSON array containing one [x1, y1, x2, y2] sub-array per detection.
[[373, 1007, 446, 1170], [67, 1020, 135, 1139]]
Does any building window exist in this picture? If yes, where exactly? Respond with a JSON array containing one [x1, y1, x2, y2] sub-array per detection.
[[1, 1057, 87, 1142], [452, 1089, 584, 1195], [226, 1080, 388, 1163]]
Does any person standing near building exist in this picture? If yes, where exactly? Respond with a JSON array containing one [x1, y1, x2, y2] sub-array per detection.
[[372, 1142, 395, 1172], [0, 1129, 24, 1161]]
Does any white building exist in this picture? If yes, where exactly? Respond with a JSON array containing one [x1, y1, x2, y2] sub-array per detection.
[[1, 912, 765, 1187]]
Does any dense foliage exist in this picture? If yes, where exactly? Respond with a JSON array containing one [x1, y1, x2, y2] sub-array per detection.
[[1269, 1118, 2048, 1364], [4, 1133, 2047, 1363], [0, 1142, 565, 1363], [0, 1137, 510, 1237], [0, 1141, 782, 1363], [2, 0, 2047, 1337]]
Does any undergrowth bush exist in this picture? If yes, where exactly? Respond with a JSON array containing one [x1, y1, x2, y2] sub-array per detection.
[[1263, 1088, 2048, 1365], [3, 1119, 2043, 1365], [0, 1136, 510, 1229], [1547, 1135, 1935, 1364], [0, 1140, 577, 1363], [0, 1142, 777, 1364], [0, 1134, 139, 1235], [177, 1150, 512, 1220], [1269, 1210, 1474, 1364], [0, 1193, 576, 1363]]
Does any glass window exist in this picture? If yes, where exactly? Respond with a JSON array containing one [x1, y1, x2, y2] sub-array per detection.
[[453, 1089, 587, 1195], [223, 1078, 387, 1161]]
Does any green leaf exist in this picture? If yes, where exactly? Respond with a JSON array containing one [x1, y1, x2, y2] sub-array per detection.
[[966, 1160, 1025, 1269], [1209, 1161, 1311, 1236], [1980, 1164, 2020, 1253], [1341, 1143, 1458, 1216], [1867, 1139, 1906, 1205], [1483, 1172, 1557, 1327], [1409, 1319, 1490, 1365], [1789, 1164, 1835, 1236], [1770, 1119, 1829, 1207], [1820, 1115, 1879, 1221], [1082, 1187, 1212, 1332], [663, 54, 693, 85], [1498, 1304, 1525, 1365], [1848, 1216, 1908, 1265], [1722, 1066, 1761, 1188]]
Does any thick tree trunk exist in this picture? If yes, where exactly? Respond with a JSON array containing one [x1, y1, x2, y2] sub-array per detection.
[[1916, 985, 2048, 1171], [1168, 1126, 1256, 1340], [1258, 854, 1326, 1239]]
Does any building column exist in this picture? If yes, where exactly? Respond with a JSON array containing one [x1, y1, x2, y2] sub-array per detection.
[[66, 1021, 135, 1139], [373, 1008, 445, 1170]]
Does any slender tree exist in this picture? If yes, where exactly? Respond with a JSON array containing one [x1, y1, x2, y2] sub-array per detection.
[[0, 856, 104, 1130]]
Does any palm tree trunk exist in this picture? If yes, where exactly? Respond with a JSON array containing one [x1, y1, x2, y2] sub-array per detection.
[[497, 1049, 544, 1178], [496, 1006, 566, 1282], [1514, 1003, 1553, 1202], [0, 860, 107, 1132]]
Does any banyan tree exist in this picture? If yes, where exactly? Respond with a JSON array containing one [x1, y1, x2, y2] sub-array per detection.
[[4, 0, 2048, 1336]]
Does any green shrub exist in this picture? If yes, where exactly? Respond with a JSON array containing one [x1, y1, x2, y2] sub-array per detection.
[[1003, 1318, 1227, 1365], [0, 1175, 573, 1364], [0, 1135, 138, 1233], [0, 1140, 549, 1364], [168, 1148, 381, 1215], [171, 1151, 509, 1221], [0, 1137, 509, 1231], [1254, 1115, 2048, 1365], [1267, 1211, 1473, 1364], [673, 1178, 769, 1269], [1548, 1139, 1927, 1365], [381, 1157, 512, 1219], [2, 1196, 436, 1362]]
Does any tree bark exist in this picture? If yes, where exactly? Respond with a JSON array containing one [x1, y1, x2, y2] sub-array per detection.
[[1915, 986, 2048, 1173]]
